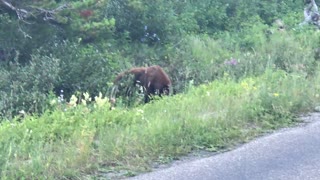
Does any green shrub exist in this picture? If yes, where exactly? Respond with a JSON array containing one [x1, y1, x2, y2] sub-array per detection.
[[262, 32, 315, 73], [0, 53, 60, 120], [44, 41, 120, 99]]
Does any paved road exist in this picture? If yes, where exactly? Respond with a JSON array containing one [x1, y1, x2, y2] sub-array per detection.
[[129, 113, 320, 180]]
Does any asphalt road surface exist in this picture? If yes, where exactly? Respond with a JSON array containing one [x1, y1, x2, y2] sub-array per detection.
[[129, 113, 320, 180]]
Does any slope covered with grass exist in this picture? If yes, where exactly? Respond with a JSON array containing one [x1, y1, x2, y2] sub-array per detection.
[[0, 67, 319, 179]]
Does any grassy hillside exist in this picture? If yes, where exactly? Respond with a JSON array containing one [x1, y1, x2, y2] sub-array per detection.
[[1, 2, 320, 178], [0, 66, 319, 179]]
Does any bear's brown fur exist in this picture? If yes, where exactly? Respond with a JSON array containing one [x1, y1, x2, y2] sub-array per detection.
[[113, 65, 172, 103]]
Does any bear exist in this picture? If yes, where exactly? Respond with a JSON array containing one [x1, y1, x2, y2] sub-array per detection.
[[113, 65, 172, 103]]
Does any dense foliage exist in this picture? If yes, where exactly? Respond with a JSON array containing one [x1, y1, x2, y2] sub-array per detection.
[[2, 0, 320, 179], [0, 0, 314, 118]]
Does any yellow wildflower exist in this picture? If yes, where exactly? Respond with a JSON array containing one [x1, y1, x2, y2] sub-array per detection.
[[241, 82, 249, 90]]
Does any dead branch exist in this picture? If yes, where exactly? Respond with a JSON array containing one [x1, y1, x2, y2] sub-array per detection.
[[32, 4, 69, 22], [0, 0, 69, 24], [1, 0, 30, 19]]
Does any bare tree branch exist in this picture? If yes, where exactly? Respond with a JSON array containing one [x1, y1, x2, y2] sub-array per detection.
[[1, 0, 30, 19], [0, 0, 69, 24], [0, 0, 70, 39], [32, 4, 69, 22]]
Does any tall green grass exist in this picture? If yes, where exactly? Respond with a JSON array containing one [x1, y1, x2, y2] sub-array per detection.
[[1, 26, 320, 178], [0, 66, 319, 179]]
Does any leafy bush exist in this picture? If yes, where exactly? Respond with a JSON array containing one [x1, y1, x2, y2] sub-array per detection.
[[0, 53, 60, 119], [42, 41, 120, 100], [158, 35, 233, 93], [105, 0, 205, 44]]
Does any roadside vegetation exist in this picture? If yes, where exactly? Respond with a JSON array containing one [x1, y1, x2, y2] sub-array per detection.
[[1, 0, 320, 179]]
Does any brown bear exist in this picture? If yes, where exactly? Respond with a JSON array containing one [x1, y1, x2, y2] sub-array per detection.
[[113, 65, 172, 103]]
